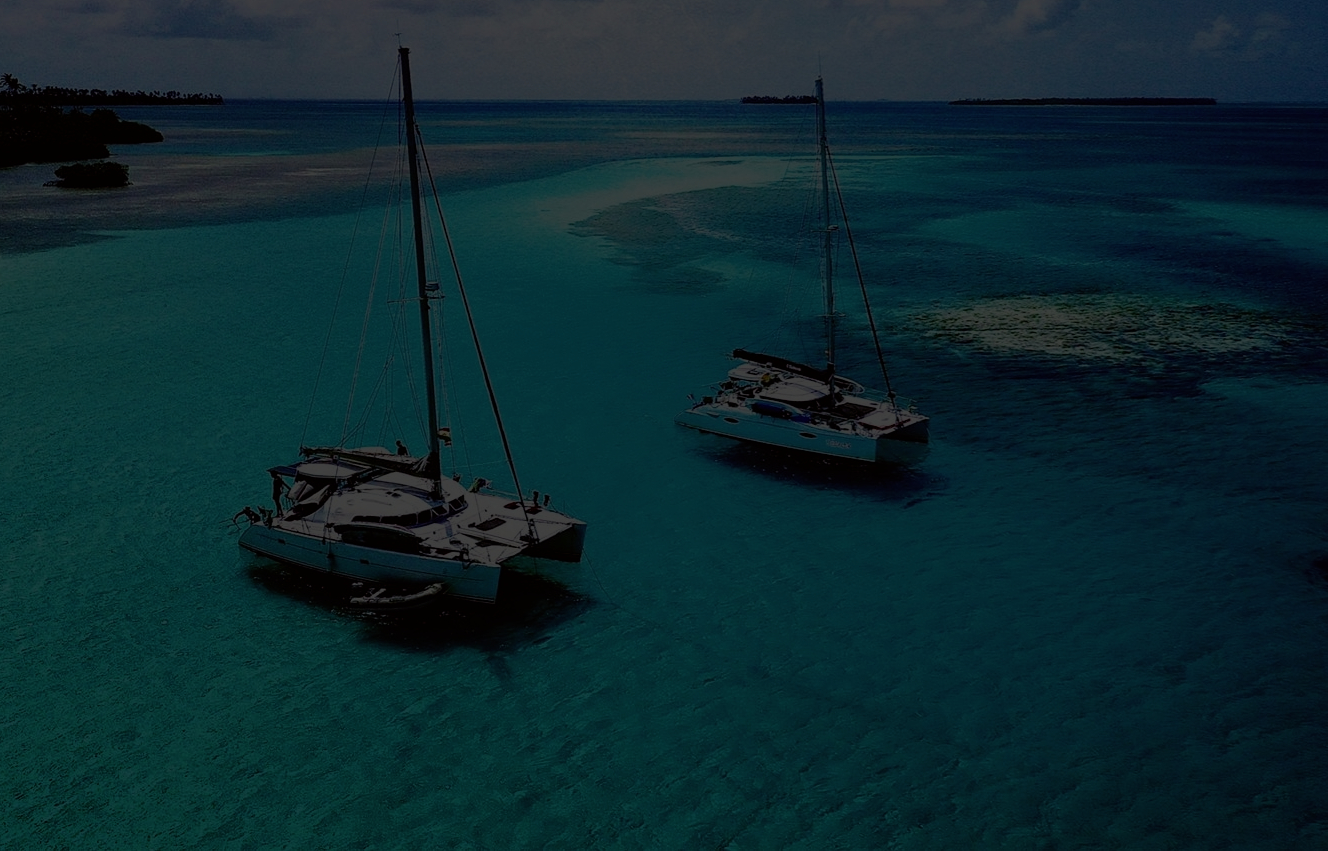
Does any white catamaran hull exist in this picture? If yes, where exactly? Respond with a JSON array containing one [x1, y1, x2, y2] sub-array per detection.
[[235, 48, 589, 606], [676, 77, 930, 467], [676, 403, 929, 465], [239, 522, 503, 602], [237, 462, 587, 604]]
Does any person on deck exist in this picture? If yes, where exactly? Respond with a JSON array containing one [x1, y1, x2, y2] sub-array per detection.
[[270, 471, 286, 515]]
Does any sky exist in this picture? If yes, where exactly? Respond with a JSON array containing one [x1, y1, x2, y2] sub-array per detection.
[[1, 0, 1325, 101]]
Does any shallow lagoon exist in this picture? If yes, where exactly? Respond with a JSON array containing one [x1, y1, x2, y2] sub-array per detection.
[[2, 100, 1326, 847]]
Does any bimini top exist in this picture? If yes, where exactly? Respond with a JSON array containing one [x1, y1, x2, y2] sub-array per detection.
[[287, 460, 372, 481], [732, 348, 834, 384]]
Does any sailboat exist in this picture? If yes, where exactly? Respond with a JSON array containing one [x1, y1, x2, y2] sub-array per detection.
[[675, 77, 929, 465], [235, 47, 586, 603]]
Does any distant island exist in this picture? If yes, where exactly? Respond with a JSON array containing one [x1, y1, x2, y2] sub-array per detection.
[[741, 95, 817, 105], [1, 74, 181, 169], [1, 73, 222, 106], [950, 98, 1217, 106]]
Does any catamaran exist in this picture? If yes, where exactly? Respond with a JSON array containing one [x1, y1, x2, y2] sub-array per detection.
[[235, 48, 586, 603], [676, 77, 929, 465]]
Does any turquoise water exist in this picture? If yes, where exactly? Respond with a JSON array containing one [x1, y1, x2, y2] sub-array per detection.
[[3, 101, 1327, 848]]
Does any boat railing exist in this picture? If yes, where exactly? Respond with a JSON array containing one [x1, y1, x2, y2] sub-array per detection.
[[711, 377, 921, 428], [847, 386, 922, 410]]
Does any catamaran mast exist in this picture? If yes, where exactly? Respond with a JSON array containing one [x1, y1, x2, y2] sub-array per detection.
[[816, 76, 836, 377], [400, 48, 536, 532], [399, 46, 443, 496]]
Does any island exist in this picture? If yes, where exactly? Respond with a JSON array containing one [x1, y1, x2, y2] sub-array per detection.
[[950, 98, 1217, 106], [45, 161, 130, 189], [0, 104, 163, 167], [741, 95, 817, 105], [1, 74, 184, 170]]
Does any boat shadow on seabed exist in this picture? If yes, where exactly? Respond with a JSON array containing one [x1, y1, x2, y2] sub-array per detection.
[[244, 561, 593, 651], [694, 437, 945, 506]]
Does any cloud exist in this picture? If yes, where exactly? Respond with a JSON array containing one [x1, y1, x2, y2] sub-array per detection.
[[1249, 12, 1290, 54], [373, 0, 496, 14], [1191, 14, 1240, 54], [826, 0, 1082, 39], [123, 0, 301, 40], [1002, 0, 1078, 35], [1191, 12, 1290, 59], [815, 0, 989, 39], [69, 0, 118, 13], [1, 0, 1323, 100]]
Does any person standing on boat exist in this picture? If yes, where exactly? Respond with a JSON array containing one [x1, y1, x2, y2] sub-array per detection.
[[270, 470, 287, 515]]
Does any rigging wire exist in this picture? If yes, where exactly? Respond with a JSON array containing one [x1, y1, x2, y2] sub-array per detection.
[[758, 106, 825, 367], [303, 64, 404, 451], [825, 146, 896, 399], [339, 157, 398, 446], [415, 127, 536, 535], [380, 101, 431, 450], [428, 273, 469, 477], [343, 205, 404, 451], [355, 160, 410, 447], [392, 182, 429, 449], [416, 156, 471, 478], [335, 87, 433, 456], [793, 156, 822, 363]]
